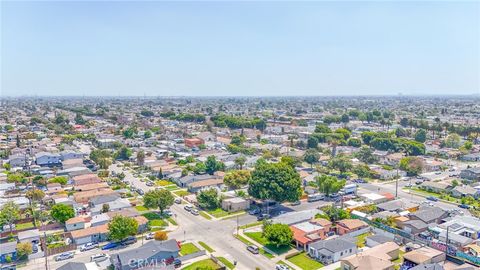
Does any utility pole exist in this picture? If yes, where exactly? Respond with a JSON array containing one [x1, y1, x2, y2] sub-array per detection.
[[44, 231, 48, 270], [445, 226, 450, 256], [236, 215, 239, 235], [395, 168, 399, 198]]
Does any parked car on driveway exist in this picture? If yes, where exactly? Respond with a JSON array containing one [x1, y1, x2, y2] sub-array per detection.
[[80, 242, 98, 252], [55, 252, 74, 261], [426, 196, 439, 202], [145, 232, 154, 240], [276, 264, 290, 270], [247, 245, 259, 254], [290, 201, 301, 206]]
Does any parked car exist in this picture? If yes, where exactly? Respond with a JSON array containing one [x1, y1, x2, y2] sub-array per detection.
[[90, 253, 109, 262], [174, 198, 182, 204], [290, 201, 301, 206], [121, 236, 137, 246], [101, 242, 119, 250], [146, 181, 154, 186], [145, 232, 154, 240], [80, 242, 99, 252], [164, 210, 173, 217], [426, 196, 439, 202], [173, 259, 182, 268], [248, 208, 260, 215], [459, 204, 471, 209], [257, 213, 271, 221], [32, 244, 38, 254], [136, 189, 145, 195], [55, 252, 74, 261], [276, 264, 290, 270], [191, 209, 199, 215], [247, 245, 259, 254], [184, 205, 193, 212]]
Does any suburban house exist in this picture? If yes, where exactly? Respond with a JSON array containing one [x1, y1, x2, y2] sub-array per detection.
[[17, 229, 40, 245], [409, 206, 448, 224], [376, 199, 419, 213], [402, 247, 446, 268], [60, 151, 84, 161], [73, 188, 117, 204], [401, 220, 429, 234], [308, 236, 358, 264], [460, 168, 480, 182], [366, 234, 394, 248], [460, 153, 480, 162], [420, 182, 452, 194], [74, 182, 109, 192], [340, 242, 400, 270], [0, 242, 17, 263], [72, 174, 102, 186], [65, 216, 86, 232], [187, 178, 224, 193], [35, 152, 62, 167], [8, 154, 27, 168], [451, 185, 480, 199], [70, 224, 109, 245], [336, 219, 369, 236], [57, 262, 100, 270], [111, 239, 180, 270], [221, 197, 250, 212], [290, 218, 332, 250], [90, 198, 132, 215]]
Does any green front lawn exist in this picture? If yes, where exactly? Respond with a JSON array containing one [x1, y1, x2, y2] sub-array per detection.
[[135, 205, 149, 212], [217, 257, 235, 269], [207, 208, 230, 218], [167, 217, 178, 226], [180, 243, 200, 256], [165, 185, 180, 191], [173, 190, 190, 197], [239, 221, 263, 229], [15, 222, 36, 230], [200, 211, 212, 220], [149, 219, 168, 227], [182, 259, 221, 270], [156, 180, 174, 186], [198, 241, 215, 252], [244, 232, 291, 255], [287, 252, 324, 270]]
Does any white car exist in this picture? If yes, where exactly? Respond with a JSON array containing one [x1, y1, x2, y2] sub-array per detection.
[[145, 232, 154, 240], [90, 253, 109, 262], [191, 209, 199, 215], [80, 242, 98, 252], [55, 252, 74, 261]]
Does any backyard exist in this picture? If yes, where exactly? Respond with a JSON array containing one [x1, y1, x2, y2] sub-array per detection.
[[244, 231, 292, 255], [286, 252, 324, 270]]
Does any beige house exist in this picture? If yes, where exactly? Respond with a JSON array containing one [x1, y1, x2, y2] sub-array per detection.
[[341, 242, 399, 270], [221, 197, 250, 212]]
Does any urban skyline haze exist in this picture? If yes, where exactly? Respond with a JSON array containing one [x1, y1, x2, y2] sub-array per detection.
[[1, 1, 479, 96]]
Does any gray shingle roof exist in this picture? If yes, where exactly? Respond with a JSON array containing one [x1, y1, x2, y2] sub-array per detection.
[[116, 239, 179, 264], [309, 236, 356, 253], [57, 262, 88, 270]]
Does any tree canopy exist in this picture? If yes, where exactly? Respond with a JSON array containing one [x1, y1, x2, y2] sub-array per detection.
[[50, 204, 75, 223], [108, 215, 138, 241], [143, 189, 174, 214], [248, 161, 302, 203]]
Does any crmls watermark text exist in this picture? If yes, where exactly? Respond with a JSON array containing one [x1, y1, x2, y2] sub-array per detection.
[[127, 258, 171, 269]]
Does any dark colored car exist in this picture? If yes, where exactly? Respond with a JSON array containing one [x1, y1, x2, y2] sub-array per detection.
[[173, 259, 182, 268], [459, 204, 470, 209], [121, 236, 137, 246], [257, 214, 271, 221], [101, 242, 119, 250], [426, 196, 439, 202]]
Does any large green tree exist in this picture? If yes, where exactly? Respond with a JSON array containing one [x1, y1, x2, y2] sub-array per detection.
[[414, 129, 427, 143], [399, 157, 424, 176], [108, 215, 138, 241], [50, 204, 75, 223], [205, 155, 225, 175], [197, 188, 220, 210], [263, 222, 293, 247], [143, 189, 174, 214], [248, 161, 302, 203], [328, 155, 353, 173], [224, 170, 251, 189], [0, 202, 20, 232], [303, 149, 320, 169], [316, 175, 346, 196]]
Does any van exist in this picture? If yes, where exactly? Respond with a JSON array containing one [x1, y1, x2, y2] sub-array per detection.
[[247, 245, 259, 254], [90, 253, 109, 262], [307, 193, 324, 202]]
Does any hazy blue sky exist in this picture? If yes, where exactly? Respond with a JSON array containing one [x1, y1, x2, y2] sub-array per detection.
[[1, 1, 479, 96]]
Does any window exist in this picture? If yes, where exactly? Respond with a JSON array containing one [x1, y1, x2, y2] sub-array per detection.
[[340, 252, 343, 256], [349, 249, 352, 253]]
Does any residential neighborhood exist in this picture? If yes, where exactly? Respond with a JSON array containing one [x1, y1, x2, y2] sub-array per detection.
[[0, 96, 478, 270]]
